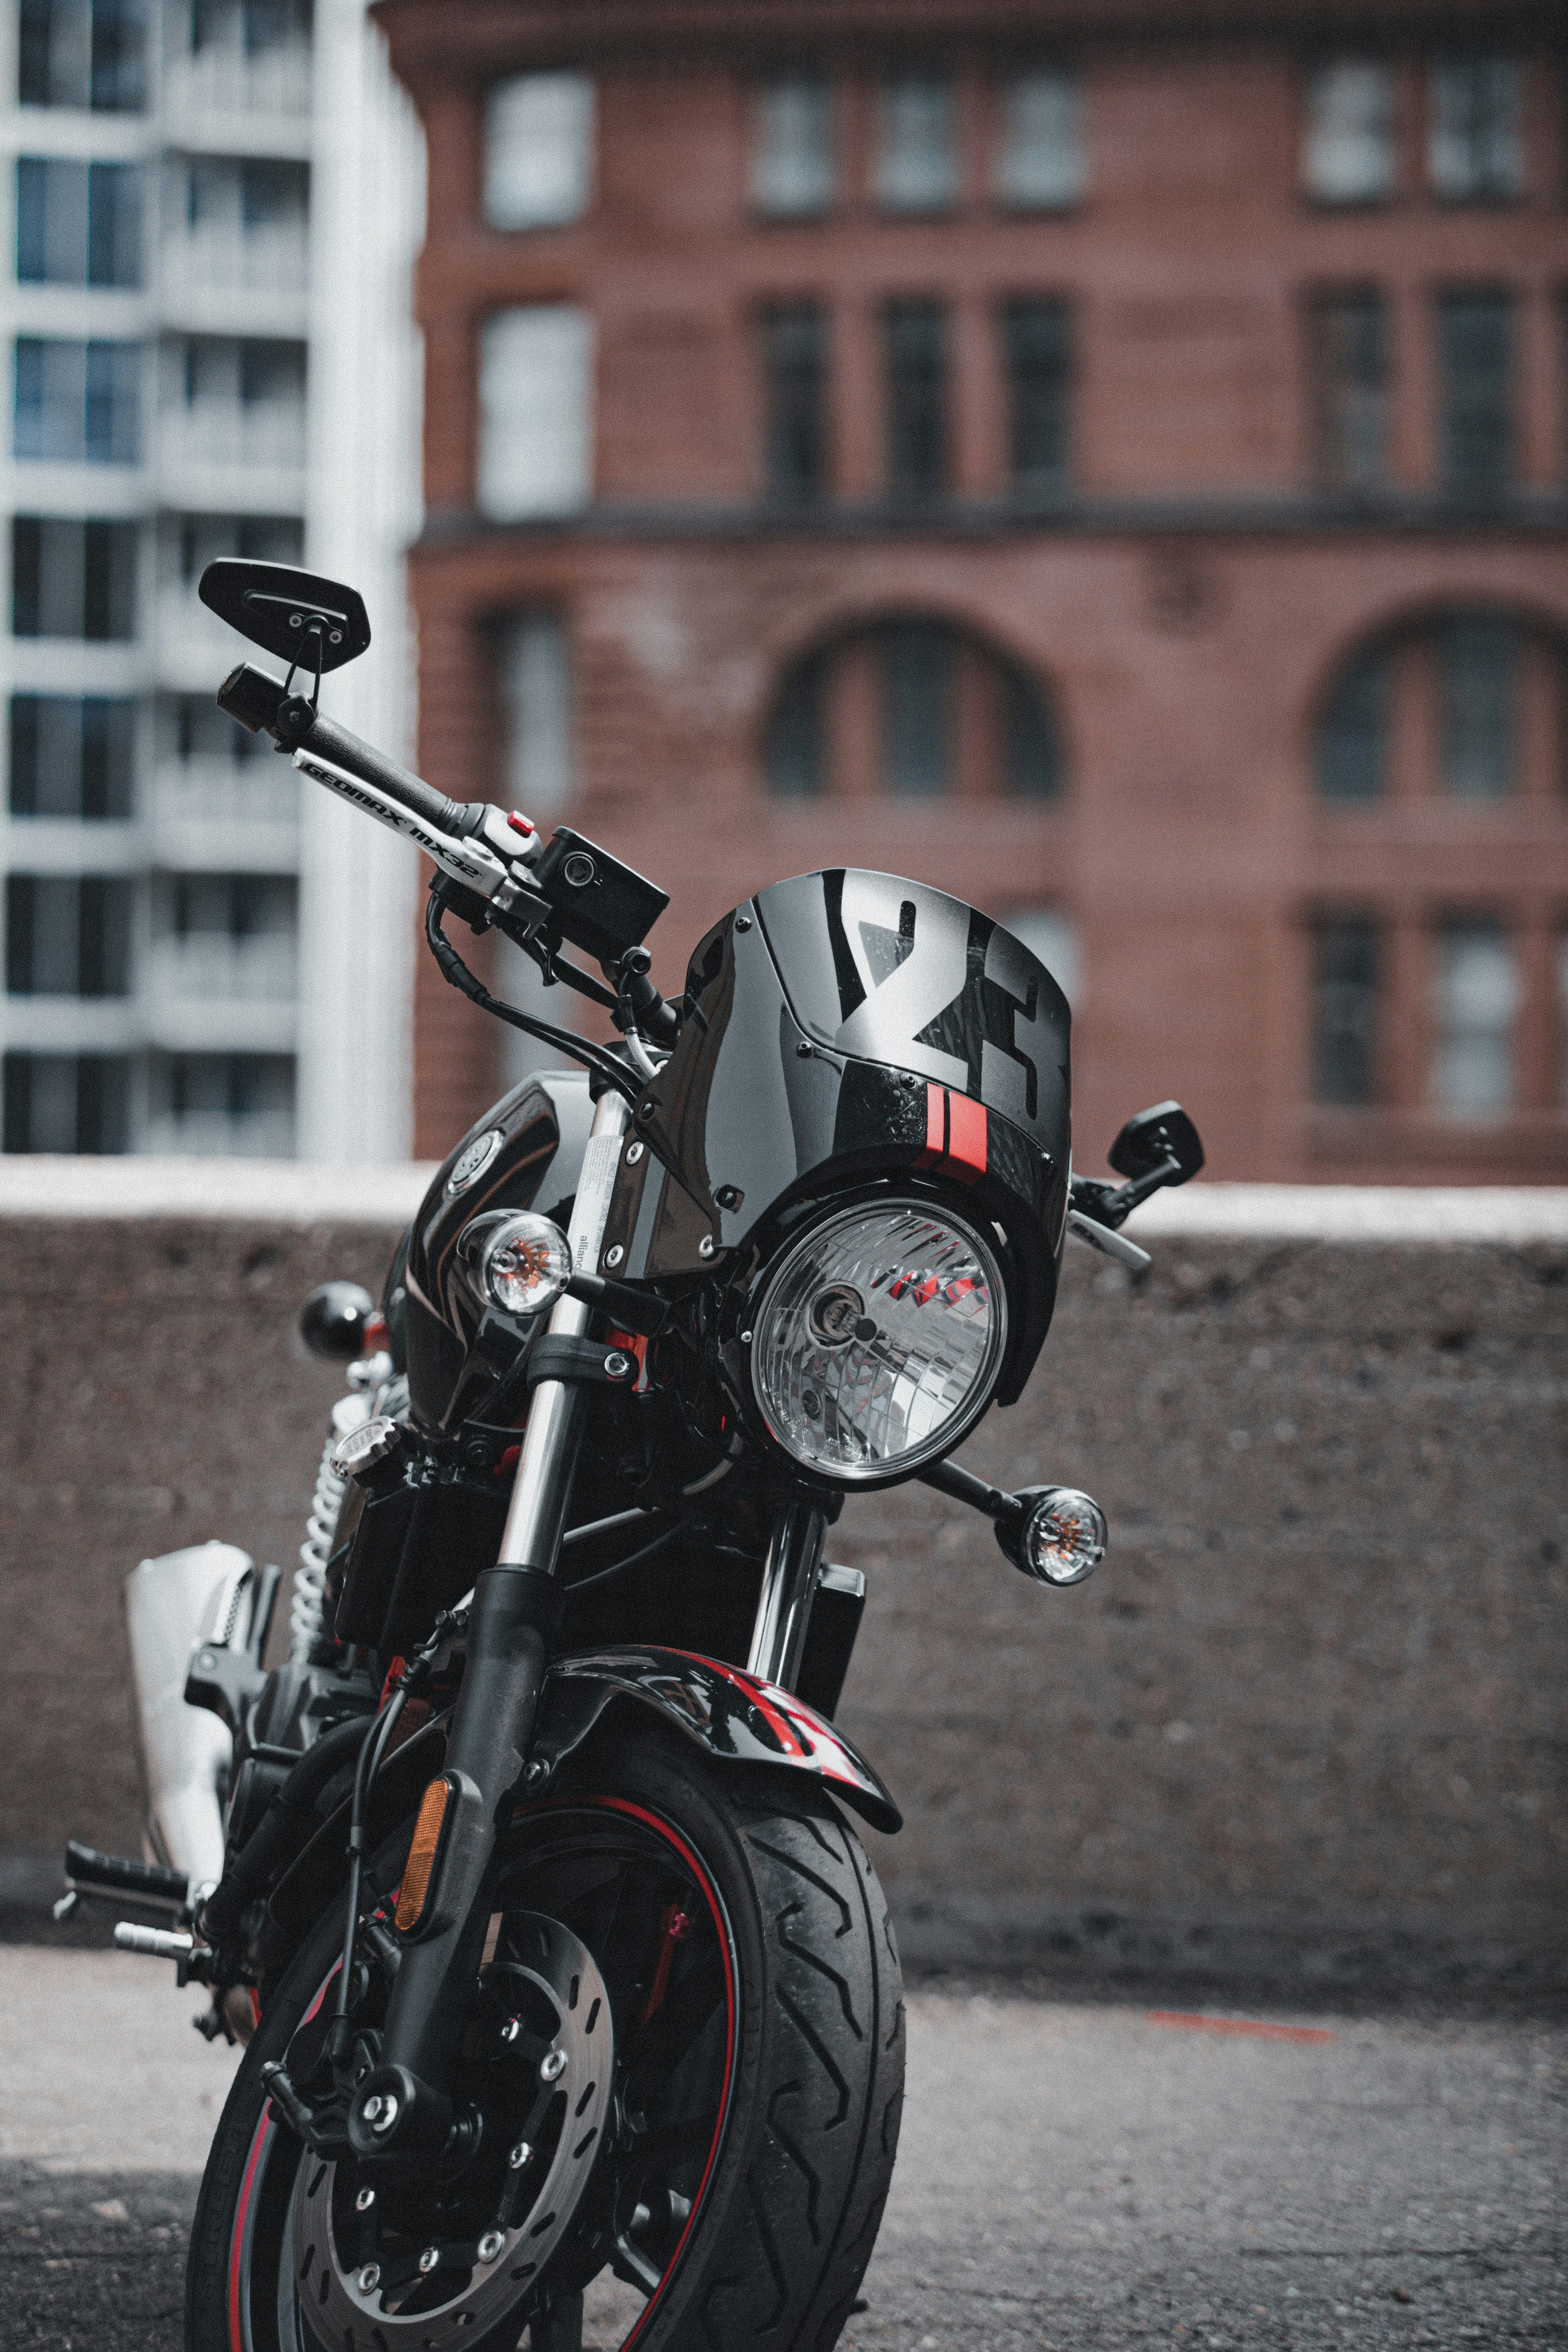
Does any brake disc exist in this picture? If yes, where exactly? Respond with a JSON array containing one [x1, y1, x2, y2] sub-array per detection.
[[290, 1912, 614, 2350]]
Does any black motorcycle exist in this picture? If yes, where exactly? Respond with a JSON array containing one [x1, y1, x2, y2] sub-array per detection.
[[61, 561, 1203, 2352]]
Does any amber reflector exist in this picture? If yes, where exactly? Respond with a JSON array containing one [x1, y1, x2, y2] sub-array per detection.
[[396, 1776, 452, 1933]]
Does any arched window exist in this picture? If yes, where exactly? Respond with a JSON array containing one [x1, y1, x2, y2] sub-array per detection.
[[1315, 607, 1564, 803], [763, 616, 1061, 801]]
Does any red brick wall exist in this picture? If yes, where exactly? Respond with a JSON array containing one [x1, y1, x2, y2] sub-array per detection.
[[380, 3, 1568, 1180]]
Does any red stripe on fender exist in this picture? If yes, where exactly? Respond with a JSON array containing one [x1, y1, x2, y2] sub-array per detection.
[[945, 1093, 988, 1182], [660, 1648, 808, 1757], [915, 1080, 947, 1168]]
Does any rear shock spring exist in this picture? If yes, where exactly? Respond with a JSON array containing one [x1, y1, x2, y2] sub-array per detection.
[[289, 1394, 371, 1660]]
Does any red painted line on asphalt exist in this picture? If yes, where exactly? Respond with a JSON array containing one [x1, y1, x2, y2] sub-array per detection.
[[1145, 2011, 1336, 2043]]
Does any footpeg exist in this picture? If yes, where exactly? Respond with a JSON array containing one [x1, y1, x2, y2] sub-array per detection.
[[62, 1839, 190, 1916], [113, 1920, 216, 1984]]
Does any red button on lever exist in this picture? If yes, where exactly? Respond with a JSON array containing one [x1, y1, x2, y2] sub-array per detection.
[[507, 811, 535, 837]]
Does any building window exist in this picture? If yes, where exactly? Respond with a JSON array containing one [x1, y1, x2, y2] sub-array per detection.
[[1004, 664, 1060, 798], [994, 68, 1083, 210], [148, 1051, 296, 1157], [174, 690, 270, 766], [1440, 615, 1516, 798], [172, 511, 303, 591], [1003, 298, 1070, 493], [1004, 906, 1078, 1001], [498, 613, 573, 817], [764, 618, 1060, 801], [1436, 291, 1512, 495], [19, 0, 148, 113], [11, 516, 137, 639], [16, 157, 141, 286], [1301, 60, 1394, 204], [6, 872, 131, 997], [478, 306, 594, 521], [763, 649, 826, 798], [3, 1053, 130, 1153], [1306, 289, 1386, 490], [752, 76, 834, 217], [874, 71, 956, 213], [760, 302, 826, 503], [10, 693, 135, 815], [164, 336, 306, 468], [1433, 919, 1517, 1115], [14, 337, 140, 464], [484, 72, 593, 230], [884, 299, 947, 498], [1428, 56, 1523, 202], [1312, 919, 1380, 1104], [883, 619, 950, 797], [1316, 646, 1388, 802]]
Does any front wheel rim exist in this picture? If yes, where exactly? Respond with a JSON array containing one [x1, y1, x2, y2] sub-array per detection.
[[228, 1794, 740, 2352]]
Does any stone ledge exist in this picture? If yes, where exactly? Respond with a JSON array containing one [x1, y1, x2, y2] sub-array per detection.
[[0, 1156, 435, 1224], [0, 1158, 1564, 1242]]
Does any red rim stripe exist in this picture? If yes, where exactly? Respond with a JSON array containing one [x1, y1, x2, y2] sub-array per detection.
[[228, 1970, 337, 2352]]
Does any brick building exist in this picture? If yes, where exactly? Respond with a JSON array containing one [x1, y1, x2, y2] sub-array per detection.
[[374, 0, 1568, 1183]]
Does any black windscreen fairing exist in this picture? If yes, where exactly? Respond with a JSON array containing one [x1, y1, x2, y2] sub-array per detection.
[[403, 1070, 594, 1430], [599, 870, 1072, 1403]]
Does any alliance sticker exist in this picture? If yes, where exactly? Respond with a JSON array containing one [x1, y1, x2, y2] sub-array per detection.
[[446, 1128, 504, 1194]]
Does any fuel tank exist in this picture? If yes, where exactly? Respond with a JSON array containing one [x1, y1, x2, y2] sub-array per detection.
[[403, 1070, 594, 1431]]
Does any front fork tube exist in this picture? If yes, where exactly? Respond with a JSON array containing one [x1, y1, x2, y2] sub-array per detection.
[[747, 1498, 827, 1689], [346, 1090, 630, 2166]]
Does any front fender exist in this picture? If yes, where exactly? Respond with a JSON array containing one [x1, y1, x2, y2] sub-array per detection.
[[533, 1645, 902, 1835]]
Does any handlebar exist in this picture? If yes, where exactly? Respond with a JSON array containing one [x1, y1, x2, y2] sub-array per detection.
[[218, 662, 487, 840]]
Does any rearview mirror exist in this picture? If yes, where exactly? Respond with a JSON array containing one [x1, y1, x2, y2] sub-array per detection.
[[199, 559, 371, 676], [1108, 1100, 1205, 1186]]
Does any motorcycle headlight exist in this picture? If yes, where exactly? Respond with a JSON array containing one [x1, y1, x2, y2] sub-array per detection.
[[748, 1199, 1008, 1485], [477, 1213, 572, 1317]]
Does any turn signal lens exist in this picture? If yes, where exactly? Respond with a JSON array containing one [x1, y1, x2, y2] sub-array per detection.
[[479, 1214, 573, 1318], [1015, 1486, 1108, 1586], [396, 1775, 454, 1934]]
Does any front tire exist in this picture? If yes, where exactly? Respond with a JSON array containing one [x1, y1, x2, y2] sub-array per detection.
[[187, 1719, 904, 2352]]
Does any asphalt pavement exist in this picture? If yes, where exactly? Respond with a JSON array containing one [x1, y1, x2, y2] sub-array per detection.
[[1, 1948, 1562, 2351]]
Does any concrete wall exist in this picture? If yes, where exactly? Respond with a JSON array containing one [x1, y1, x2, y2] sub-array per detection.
[[2, 1162, 1564, 1986]]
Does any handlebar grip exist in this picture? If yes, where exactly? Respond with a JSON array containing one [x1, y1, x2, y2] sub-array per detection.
[[215, 662, 484, 840], [294, 714, 484, 840]]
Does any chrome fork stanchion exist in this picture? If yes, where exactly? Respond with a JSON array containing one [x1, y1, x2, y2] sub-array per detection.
[[496, 1088, 630, 1570], [347, 1088, 632, 2164], [747, 1498, 827, 1692]]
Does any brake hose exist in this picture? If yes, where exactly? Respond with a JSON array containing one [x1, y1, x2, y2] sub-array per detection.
[[424, 886, 640, 1104]]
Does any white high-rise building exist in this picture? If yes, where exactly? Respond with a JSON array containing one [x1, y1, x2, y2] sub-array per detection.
[[0, 0, 423, 1159]]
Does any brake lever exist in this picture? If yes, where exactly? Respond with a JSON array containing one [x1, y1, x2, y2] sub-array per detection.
[[1065, 1210, 1152, 1271], [294, 749, 531, 909]]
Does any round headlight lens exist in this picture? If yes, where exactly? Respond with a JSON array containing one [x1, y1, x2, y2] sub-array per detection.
[[479, 1214, 573, 1317], [750, 1200, 1008, 1484]]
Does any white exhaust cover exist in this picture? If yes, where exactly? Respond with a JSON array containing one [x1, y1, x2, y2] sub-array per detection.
[[124, 1541, 254, 1892]]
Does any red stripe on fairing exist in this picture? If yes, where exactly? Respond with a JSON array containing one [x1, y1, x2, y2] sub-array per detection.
[[228, 1969, 336, 2352], [916, 1081, 947, 1169], [945, 1091, 988, 1181]]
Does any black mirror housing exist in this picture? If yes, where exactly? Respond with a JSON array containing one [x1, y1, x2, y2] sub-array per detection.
[[200, 559, 371, 675], [1108, 1100, 1205, 1187], [300, 1281, 378, 1361]]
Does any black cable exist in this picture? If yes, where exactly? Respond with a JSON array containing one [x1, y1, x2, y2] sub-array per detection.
[[326, 1609, 463, 2063], [425, 888, 639, 1101], [560, 1520, 687, 1594], [505, 920, 620, 1015]]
